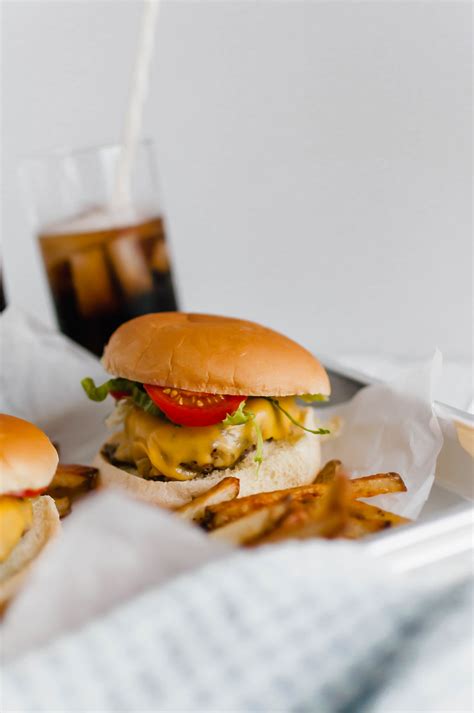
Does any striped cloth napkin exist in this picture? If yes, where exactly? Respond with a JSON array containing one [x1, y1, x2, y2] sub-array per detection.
[[2, 539, 472, 712]]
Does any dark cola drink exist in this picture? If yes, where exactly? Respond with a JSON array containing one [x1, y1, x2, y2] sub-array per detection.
[[38, 210, 178, 356]]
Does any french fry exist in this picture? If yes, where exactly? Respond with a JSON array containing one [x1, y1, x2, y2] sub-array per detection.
[[48, 464, 98, 499], [273, 496, 331, 533], [203, 472, 406, 530], [313, 459, 342, 484], [262, 511, 343, 542], [252, 474, 351, 545], [203, 484, 326, 530], [209, 501, 289, 546], [350, 473, 406, 498], [339, 516, 387, 539], [198, 465, 411, 545], [350, 500, 410, 528], [175, 477, 240, 522], [52, 495, 72, 519]]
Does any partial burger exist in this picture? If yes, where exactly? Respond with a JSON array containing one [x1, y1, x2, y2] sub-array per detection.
[[82, 313, 331, 508], [0, 415, 60, 608]]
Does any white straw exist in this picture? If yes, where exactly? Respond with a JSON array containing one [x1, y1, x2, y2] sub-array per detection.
[[113, 0, 160, 208]]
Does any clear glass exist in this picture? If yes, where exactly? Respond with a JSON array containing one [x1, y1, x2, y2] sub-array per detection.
[[20, 140, 178, 355]]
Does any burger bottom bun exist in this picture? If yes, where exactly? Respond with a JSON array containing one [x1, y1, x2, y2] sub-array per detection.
[[94, 432, 322, 509], [0, 495, 60, 611]]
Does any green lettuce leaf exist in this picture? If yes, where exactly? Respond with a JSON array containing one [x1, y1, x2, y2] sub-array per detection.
[[81, 377, 132, 401], [223, 401, 263, 471], [298, 393, 329, 403], [252, 418, 264, 469], [266, 398, 330, 435], [81, 377, 163, 417], [130, 387, 164, 417], [222, 400, 249, 426]]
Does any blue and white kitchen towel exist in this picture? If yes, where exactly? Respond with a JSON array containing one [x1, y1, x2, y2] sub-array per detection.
[[2, 537, 472, 712]]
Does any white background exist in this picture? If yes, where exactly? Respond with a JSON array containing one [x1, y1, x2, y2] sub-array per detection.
[[1, 1, 472, 393]]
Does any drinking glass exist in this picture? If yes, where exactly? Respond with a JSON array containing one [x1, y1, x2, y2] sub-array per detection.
[[20, 140, 178, 355]]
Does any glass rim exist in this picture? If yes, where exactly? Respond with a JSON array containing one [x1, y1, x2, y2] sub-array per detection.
[[19, 137, 154, 164]]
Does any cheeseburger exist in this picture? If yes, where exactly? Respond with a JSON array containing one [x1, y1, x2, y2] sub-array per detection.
[[83, 313, 330, 508], [0, 415, 60, 607]]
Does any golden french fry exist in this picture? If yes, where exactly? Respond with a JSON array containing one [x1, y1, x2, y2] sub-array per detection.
[[203, 484, 326, 530], [350, 473, 406, 498], [50, 463, 98, 490], [176, 477, 240, 522], [209, 501, 289, 546], [53, 495, 71, 519], [313, 459, 342, 484], [274, 496, 328, 532], [260, 511, 344, 543], [48, 464, 98, 497], [253, 475, 351, 545], [198, 466, 410, 546], [350, 500, 410, 528], [203, 471, 409, 529], [339, 516, 387, 539], [204, 471, 398, 530]]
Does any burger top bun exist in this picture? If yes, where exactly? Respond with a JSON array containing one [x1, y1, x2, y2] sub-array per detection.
[[102, 312, 330, 397], [0, 415, 58, 495]]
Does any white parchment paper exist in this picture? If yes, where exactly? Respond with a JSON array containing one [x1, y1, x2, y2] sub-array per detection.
[[319, 352, 443, 518], [0, 307, 110, 463], [0, 307, 443, 657]]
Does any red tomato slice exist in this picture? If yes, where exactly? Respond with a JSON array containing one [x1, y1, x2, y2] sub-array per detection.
[[7, 487, 47, 498], [144, 385, 246, 427]]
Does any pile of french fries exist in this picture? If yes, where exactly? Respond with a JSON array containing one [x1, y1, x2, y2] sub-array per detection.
[[46, 464, 98, 517], [176, 460, 411, 546]]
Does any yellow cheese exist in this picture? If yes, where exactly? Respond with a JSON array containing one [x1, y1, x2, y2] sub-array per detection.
[[117, 397, 306, 481], [0, 497, 33, 563]]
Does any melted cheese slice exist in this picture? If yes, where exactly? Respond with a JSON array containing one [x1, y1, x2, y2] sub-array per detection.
[[115, 397, 306, 481], [0, 497, 33, 563]]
